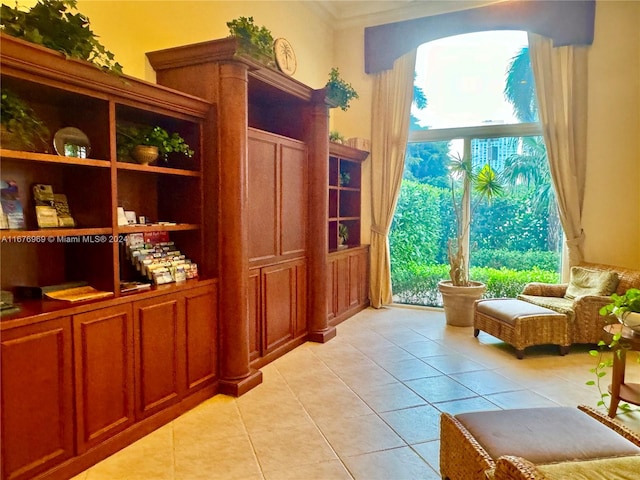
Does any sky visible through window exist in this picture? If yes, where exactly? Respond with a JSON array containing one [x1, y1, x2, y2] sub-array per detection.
[[413, 30, 529, 130]]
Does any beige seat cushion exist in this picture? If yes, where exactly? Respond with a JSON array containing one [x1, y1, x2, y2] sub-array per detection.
[[537, 455, 640, 480], [475, 298, 565, 326], [455, 407, 640, 465]]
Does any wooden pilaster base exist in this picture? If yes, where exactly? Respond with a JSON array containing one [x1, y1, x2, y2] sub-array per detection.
[[218, 369, 263, 397], [308, 327, 337, 343]]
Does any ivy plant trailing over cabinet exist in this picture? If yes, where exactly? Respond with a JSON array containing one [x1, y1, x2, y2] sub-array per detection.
[[0, 33, 218, 480]]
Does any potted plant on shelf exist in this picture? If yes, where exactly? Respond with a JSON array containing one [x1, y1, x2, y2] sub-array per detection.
[[0, 0, 123, 74], [329, 130, 346, 144], [325, 67, 359, 111], [1, 87, 50, 151], [338, 223, 349, 248], [339, 170, 350, 187], [226, 16, 275, 66], [438, 153, 503, 326], [116, 124, 194, 166]]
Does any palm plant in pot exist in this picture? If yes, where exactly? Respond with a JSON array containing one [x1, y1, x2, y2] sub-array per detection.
[[438, 153, 503, 326]]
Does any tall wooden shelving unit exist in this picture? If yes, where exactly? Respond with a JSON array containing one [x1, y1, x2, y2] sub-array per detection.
[[327, 142, 370, 325], [0, 34, 218, 480], [147, 37, 337, 382]]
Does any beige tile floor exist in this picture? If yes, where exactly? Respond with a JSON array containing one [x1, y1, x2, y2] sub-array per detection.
[[73, 305, 640, 480]]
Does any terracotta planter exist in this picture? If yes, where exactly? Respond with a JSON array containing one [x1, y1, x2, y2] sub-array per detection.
[[438, 280, 486, 327]]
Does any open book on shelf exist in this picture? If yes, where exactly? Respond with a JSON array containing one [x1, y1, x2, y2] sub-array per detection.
[[44, 285, 113, 302]]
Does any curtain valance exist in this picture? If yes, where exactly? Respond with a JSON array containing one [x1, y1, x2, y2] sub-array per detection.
[[364, 0, 595, 74]]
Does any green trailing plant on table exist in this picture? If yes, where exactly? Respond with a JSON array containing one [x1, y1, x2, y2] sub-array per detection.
[[599, 288, 640, 320], [587, 288, 640, 411], [0, 0, 123, 74], [226, 16, 275, 64], [0, 87, 50, 151], [325, 67, 359, 111]]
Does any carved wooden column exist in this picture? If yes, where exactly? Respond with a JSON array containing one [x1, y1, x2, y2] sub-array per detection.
[[217, 62, 262, 395], [306, 93, 336, 343]]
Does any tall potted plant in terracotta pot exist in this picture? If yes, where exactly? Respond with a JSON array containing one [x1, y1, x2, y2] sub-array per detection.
[[438, 154, 503, 326]]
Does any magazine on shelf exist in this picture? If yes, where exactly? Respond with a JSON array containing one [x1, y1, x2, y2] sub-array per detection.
[[120, 281, 152, 294]]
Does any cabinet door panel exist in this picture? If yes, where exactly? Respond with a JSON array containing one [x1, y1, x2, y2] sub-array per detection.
[[336, 256, 350, 315], [248, 268, 262, 361], [327, 258, 337, 320], [1, 317, 74, 480], [280, 143, 307, 256], [358, 249, 370, 305], [134, 296, 185, 420], [248, 134, 278, 261], [295, 260, 307, 337], [185, 285, 217, 391], [74, 305, 135, 453], [262, 263, 295, 353], [348, 253, 360, 308]]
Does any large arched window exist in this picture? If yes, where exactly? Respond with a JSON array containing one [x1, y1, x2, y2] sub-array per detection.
[[390, 31, 563, 307]]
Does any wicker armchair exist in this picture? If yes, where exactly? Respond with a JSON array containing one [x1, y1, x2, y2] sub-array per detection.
[[490, 406, 640, 479], [441, 405, 640, 480], [518, 262, 640, 344]]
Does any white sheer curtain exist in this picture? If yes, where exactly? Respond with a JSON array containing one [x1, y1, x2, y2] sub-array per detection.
[[528, 33, 589, 270], [369, 49, 417, 308]]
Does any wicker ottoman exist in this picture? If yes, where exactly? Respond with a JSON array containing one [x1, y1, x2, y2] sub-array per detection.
[[474, 298, 569, 359], [439, 405, 640, 480]]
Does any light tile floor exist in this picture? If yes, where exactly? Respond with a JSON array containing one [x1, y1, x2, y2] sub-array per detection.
[[73, 305, 640, 480]]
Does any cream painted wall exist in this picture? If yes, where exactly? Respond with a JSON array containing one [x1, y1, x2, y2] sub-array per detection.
[[583, 0, 640, 269], [76, 1, 334, 88], [63, 1, 640, 267]]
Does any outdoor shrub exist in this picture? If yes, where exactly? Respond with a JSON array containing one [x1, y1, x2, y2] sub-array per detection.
[[389, 181, 444, 267], [472, 248, 560, 271], [391, 263, 559, 307]]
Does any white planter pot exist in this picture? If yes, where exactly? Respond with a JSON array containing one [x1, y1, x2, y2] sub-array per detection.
[[438, 280, 486, 327], [620, 311, 640, 334]]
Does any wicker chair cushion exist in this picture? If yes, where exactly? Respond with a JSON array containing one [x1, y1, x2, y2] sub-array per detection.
[[536, 455, 640, 480], [488, 455, 640, 480], [518, 295, 575, 317], [455, 407, 640, 465], [475, 298, 564, 325], [565, 266, 620, 300]]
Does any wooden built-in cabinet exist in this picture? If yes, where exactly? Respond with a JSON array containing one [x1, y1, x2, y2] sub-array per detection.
[[0, 34, 218, 480], [1, 317, 74, 480], [328, 142, 368, 250], [148, 37, 336, 379], [327, 143, 370, 325]]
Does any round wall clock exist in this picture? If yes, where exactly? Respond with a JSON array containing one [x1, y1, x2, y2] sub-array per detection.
[[274, 38, 297, 76]]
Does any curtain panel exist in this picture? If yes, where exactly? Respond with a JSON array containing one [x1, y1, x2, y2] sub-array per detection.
[[528, 33, 589, 270], [369, 50, 417, 308]]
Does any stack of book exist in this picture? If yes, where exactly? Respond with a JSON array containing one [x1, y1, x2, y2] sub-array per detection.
[[126, 232, 198, 285]]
